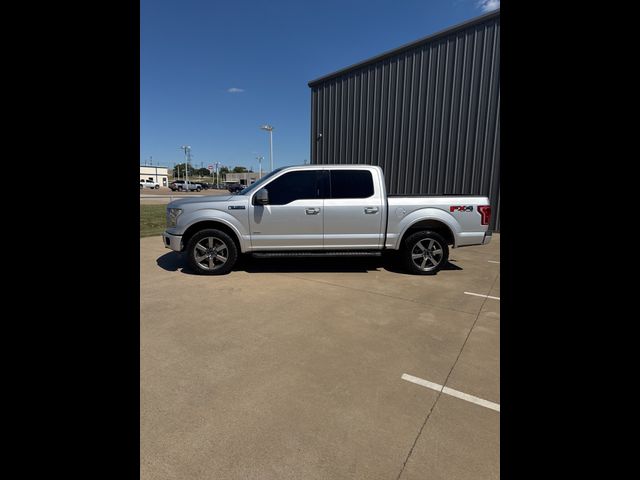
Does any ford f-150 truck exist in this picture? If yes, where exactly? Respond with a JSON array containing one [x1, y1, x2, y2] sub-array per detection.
[[162, 165, 491, 275], [169, 180, 202, 192]]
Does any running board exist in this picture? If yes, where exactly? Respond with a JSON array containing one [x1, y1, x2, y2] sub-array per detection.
[[251, 250, 382, 258]]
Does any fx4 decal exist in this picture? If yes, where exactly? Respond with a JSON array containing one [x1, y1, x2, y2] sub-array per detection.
[[450, 205, 474, 212]]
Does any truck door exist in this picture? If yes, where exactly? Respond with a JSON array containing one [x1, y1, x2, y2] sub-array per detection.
[[323, 169, 384, 249], [249, 169, 325, 250]]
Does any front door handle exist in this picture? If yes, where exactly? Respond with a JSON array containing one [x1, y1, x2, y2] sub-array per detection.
[[305, 208, 321, 215], [364, 207, 379, 214]]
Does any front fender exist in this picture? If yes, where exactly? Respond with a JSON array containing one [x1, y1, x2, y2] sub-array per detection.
[[392, 208, 461, 249], [179, 209, 249, 252]]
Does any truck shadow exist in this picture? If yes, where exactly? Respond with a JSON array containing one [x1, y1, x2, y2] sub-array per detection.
[[156, 252, 463, 275]]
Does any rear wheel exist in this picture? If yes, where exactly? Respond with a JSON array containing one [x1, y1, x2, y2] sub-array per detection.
[[186, 229, 238, 275], [402, 230, 449, 275]]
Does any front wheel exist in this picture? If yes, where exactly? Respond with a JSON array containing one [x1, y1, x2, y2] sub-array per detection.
[[186, 229, 238, 275], [402, 230, 449, 275]]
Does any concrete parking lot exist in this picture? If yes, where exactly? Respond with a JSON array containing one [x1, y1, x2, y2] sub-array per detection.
[[141, 235, 500, 479]]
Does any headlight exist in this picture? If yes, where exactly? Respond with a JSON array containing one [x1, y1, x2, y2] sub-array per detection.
[[167, 208, 182, 228]]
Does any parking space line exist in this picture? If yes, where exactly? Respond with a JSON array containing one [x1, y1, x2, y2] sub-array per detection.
[[464, 291, 500, 300], [488, 260, 500, 264], [401, 373, 500, 412]]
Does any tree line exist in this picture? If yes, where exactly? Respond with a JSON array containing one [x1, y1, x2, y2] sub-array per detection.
[[171, 164, 252, 178]]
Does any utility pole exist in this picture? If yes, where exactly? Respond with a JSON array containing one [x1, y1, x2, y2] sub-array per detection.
[[256, 155, 263, 178], [151, 156, 158, 184], [181, 145, 191, 186]]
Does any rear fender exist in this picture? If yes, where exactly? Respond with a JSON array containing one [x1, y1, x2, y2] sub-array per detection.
[[393, 208, 461, 249]]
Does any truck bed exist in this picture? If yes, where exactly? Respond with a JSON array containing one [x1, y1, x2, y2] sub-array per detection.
[[385, 195, 491, 249]]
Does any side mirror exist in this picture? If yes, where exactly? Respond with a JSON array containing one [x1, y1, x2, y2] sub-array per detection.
[[255, 188, 269, 205]]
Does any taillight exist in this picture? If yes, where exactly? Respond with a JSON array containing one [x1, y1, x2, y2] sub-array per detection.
[[478, 205, 491, 225]]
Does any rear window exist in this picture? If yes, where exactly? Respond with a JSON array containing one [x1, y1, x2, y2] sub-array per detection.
[[330, 170, 374, 198]]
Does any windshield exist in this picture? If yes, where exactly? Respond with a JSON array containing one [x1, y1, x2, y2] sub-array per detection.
[[237, 167, 285, 195]]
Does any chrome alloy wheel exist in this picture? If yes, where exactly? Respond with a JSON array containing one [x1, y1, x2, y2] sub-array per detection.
[[193, 236, 229, 271], [411, 238, 444, 272]]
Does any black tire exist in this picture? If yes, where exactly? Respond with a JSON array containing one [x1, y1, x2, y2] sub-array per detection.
[[155, 185, 159, 189], [196, 187, 202, 192], [402, 230, 449, 275], [140, 184, 143, 189], [186, 229, 238, 275]]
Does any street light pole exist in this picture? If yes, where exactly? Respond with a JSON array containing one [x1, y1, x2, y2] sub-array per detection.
[[269, 129, 273, 172], [260, 125, 274, 172]]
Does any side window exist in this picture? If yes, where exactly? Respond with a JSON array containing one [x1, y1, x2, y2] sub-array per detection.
[[264, 171, 321, 205], [330, 170, 374, 198]]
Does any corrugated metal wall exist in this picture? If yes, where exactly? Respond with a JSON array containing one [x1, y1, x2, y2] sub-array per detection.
[[309, 11, 500, 230]]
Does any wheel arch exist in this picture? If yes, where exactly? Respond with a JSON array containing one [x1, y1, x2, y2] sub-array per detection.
[[182, 220, 242, 253], [400, 219, 455, 248]]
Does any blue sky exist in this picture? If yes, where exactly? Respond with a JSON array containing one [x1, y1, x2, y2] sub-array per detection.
[[140, 0, 499, 172]]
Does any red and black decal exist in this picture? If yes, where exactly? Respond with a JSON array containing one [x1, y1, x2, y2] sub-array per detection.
[[450, 205, 473, 212]]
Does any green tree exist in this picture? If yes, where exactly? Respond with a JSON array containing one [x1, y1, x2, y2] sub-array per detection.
[[172, 163, 199, 178], [232, 166, 248, 173]]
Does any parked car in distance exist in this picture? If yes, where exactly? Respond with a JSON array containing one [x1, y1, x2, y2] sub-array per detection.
[[227, 183, 244, 193], [163, 165, 492, 275], [140, 179, 160, 189], [169, 180, 202, 192]]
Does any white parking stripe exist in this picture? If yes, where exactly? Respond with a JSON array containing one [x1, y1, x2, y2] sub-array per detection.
[[464, 291, 500, 300], [401, 374, 500, 412], [488, 260, 500, 264]]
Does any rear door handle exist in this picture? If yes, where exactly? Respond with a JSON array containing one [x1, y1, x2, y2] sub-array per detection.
[[364, 207, 379, 214], [305, 208, 321, 215]]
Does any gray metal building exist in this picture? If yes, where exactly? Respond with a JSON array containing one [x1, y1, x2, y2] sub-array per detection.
[[309, 10, 500, 230]]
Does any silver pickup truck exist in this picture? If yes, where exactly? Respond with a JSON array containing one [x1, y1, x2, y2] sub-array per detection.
[[169, 180, 202, 192], [162, 165, 491, 275]]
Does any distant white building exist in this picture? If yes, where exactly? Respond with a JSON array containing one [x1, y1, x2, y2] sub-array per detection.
[[140, 165, 169, 187]]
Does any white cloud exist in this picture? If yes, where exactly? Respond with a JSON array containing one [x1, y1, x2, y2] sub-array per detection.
[[227, 87, 244, 93], [478, 0, 500, 12]]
